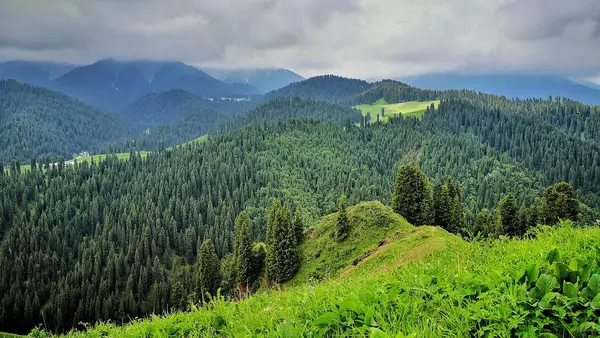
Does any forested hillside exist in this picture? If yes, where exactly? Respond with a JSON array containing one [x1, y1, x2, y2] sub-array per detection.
[[212, 97, 362, 135], [2, 74, 600, 336], [0, 80, 133, 164], [265, 75, 371, 103]]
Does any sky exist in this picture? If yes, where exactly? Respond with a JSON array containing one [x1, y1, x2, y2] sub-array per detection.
[[1, 0, 600, 81]]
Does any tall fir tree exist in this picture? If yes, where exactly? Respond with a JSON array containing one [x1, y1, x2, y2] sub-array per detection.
[[293, 207, 304, 246], [336, 195, 350, 241], [195, 239, 221, 300], [391, 164, 432, 225], [265, 200, 299, 283], [233, 211, 253, 288]]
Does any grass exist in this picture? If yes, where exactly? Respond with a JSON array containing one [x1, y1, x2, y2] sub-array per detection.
[[355, 98, 440, 122], [75, 151, 150, 164], [41, 201, 600, 337], [289, 201, 449, 285], [0, 332, 25, 338], [167, 134, 209, 150]]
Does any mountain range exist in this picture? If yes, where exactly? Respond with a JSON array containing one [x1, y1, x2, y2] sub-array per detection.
[[0, 60, 305, 111], [407, 73, 600, 105], [206, 68, 305, 93]]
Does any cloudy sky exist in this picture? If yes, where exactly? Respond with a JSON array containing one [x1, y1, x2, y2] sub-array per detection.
[[1, 0, 599, 80]]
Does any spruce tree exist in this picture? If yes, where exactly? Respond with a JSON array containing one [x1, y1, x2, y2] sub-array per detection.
[[498, 194, 520, 237], [195, 239, 221, 300], [336, 195, 350, 241], [391, 164, 432, 225], [292, 207, 304, 246], [265, 200, 299, 283], [233, 211, 253, 288], [265, 199, 281, 282], [281, 202, 299, 281]]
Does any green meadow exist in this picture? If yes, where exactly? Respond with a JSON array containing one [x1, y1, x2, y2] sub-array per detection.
[[355, 99, 440, 122]]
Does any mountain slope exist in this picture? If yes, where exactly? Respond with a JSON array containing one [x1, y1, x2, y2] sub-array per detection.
[[50, 216, 600, 337], [212, 97, 362, 135], [0, 61, 74, 85], [0, 80, 133, 163], [53, 59, 152, 109], [410, 73, 600, 105], [123, 89, 214, 127], [265, 75, 372, 102], [52, 60, 261, 110], [290, 201, 453, 285], [206, 68, 305, 93], [150, 62, 260, 98]]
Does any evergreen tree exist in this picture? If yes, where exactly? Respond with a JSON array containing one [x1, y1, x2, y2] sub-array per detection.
[[195, 239, 221, 300], [498, 194, 520, 237], [233, 211, 253, 288], [219, 255, 236, 298], [391, 165, 432, 225], [472, 208, 497, 237], [265, 201, 298, 283], [336, 195, 350, 241], [292, 207, 304, 246]]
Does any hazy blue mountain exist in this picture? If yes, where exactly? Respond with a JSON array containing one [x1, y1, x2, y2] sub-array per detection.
[[51, 59, 261, 110], [206, 68, 305, 93], [151, 61, 261, 98], [409, 73, 600, 105], [53, 59, 152, 109], [0, 61, 75, 85]]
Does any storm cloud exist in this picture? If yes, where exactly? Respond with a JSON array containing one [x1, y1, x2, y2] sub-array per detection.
[[1, 0, 599, 79]]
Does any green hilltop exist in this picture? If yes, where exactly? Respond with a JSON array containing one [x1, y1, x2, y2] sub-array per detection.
[[46, 201, 600, 337]]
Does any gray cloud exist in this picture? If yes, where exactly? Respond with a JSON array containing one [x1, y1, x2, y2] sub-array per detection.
[[497, 0, 600, 40], [0, 0, 600, 80]]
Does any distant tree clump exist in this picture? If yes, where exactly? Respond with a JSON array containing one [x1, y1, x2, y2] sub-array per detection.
[[432, 177, 465, 234], [542, 182, 580, 225], [391, 164, 432, 225], [498, 194, 521, 237]]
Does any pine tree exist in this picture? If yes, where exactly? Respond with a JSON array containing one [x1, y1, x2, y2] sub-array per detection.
[[265, 200, 281, 283], [233, 211, 253, 288], [195, 239, 221, 300], [432, 182, 451, 230], [336, 195, 350, 241], [498, 194, 520, 237], [265, 200, 298, 283], [391, 165, 432, 225]]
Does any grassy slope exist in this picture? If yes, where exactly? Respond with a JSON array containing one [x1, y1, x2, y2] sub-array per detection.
[[50, 204, 600, 337], [355, 99, 440, 121], [167, 134, 209, 150], [0, 332, 24, 338], [290, 201, 452, 285]]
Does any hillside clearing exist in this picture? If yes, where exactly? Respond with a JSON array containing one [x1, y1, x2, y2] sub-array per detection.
[[355, 99, 440, 122]]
